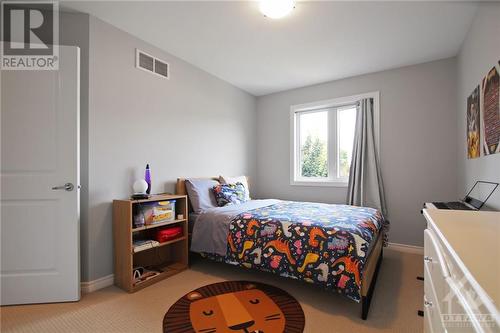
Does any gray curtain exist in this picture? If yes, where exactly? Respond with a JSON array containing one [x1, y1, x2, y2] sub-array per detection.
[[347, 98, 388, 217]]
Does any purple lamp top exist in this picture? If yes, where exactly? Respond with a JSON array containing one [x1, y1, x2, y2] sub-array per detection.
[[145, 164, 151, 194]]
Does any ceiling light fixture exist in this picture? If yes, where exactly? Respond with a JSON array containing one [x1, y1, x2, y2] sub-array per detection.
[[259, 0, 295, 19]]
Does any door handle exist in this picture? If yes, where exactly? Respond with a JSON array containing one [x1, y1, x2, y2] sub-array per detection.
[[52, 183, 74, 191]]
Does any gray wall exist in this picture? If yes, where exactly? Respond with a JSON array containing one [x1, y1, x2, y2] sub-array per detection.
[[60, 12, 91, 282], [457, 2, 500, 210], [86, 17, 256, 281], [256, 58, 458, 247], [65, 3, 500, 281]]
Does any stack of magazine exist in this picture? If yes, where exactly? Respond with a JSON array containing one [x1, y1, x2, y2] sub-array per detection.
[[133, 239, 159, 253]]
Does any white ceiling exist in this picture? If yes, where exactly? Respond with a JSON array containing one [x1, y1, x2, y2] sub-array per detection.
[[63, 1, 478, 96]]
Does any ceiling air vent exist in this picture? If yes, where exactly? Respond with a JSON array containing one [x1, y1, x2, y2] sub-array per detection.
[[136, 49, 169, 79], [154, 59, 169, 78]]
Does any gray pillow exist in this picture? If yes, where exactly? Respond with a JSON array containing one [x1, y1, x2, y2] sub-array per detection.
[[185, 178, 219, 214]]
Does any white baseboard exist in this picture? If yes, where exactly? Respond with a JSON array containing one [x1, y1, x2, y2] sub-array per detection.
[[388, 242, 424, 255], [81, 274, 114, 293]]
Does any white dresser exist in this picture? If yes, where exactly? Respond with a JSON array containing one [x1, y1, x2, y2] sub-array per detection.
[[422, 209, 500, 333]]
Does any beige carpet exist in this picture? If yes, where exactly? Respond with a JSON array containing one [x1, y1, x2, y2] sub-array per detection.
[[0, 249, 423, 333]]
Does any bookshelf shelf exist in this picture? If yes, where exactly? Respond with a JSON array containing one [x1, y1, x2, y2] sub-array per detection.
[[113, 194, 188, 292], [132, 236, 187, 254], [132, 218, 186, 233], [132, 262, 187, 292]]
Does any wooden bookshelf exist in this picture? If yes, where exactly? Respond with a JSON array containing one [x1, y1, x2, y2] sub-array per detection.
[[113, 194, 188, 292]]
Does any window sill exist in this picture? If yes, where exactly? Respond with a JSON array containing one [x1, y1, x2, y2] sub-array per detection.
[[290, 180, 349, 187]]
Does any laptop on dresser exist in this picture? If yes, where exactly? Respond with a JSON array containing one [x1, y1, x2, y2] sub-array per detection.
[[429, 180, 499, 211]]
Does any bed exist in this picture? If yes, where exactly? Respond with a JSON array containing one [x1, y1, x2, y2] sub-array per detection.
[[176, 177, 386, 320]]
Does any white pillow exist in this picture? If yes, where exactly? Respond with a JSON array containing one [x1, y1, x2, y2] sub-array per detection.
[[219, 175, 251, 200]]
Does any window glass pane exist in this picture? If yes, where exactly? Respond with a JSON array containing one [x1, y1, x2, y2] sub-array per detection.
[[299, 111, 328, 178], [337, 106, 356, 178]]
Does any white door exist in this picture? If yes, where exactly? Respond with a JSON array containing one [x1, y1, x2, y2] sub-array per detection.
[[1, 46, 80, 305]]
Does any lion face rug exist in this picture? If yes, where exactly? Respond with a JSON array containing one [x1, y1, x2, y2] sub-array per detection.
[[163, 281, 305, 333]]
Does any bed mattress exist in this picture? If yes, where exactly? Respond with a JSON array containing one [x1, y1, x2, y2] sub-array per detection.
[[190, 199, 386, 302]]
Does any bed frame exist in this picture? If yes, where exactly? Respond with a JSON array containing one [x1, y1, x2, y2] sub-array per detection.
[[175, 177, 383, 320]]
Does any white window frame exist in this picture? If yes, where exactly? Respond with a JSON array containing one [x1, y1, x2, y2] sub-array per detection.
[[290, 91, 380, 187]]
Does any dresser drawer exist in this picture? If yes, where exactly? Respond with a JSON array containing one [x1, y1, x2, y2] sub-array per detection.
[[428, 230, 498, 332], [443, 277, 485, 333], [424, 291, 446, 333], [424, 305, 434, 333], [425, 263, 447, 318], [426, 220, 465, 287], [424, 229, 451, 304], [423, 209, 500, 333], [424, 229, 450, 278]]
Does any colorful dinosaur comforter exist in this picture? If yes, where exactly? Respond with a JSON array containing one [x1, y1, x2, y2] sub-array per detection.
[[191, 200, 385, 302]]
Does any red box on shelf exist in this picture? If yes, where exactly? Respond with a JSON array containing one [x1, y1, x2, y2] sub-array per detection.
[[155, 226, 182, 243]]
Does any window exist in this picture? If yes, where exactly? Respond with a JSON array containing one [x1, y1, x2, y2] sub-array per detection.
[[297, 110, 329, 178], [290, 92, 379, 186]]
